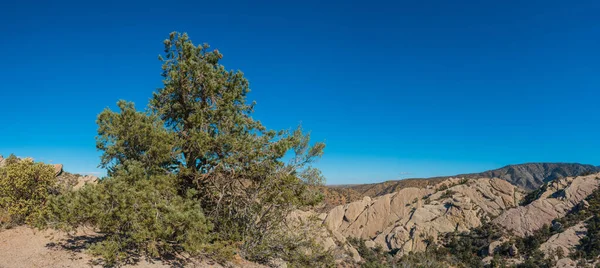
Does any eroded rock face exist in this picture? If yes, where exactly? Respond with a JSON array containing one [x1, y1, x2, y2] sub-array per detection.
[[539, 223, 587, 259], [0, 155, 5, 168], [493, 174, 600, 237], [323, 178, 521, 255]]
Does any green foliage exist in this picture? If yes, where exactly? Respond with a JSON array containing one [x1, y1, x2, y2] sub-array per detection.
[[0, 157, 56, 226], [397, 251, 454, 268], [441, 224, 503, 267], [514, 224, 551, 256], [38, 161, 213, 265], [573, 215, 600, 260], [96, 101, 175, 176], [516, 249, 555, 268], [38, 32, 330, 266], [520, 183, 548, 206], [348, 237, 390, 267]]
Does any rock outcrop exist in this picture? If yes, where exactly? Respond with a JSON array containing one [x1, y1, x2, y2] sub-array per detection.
[[539, 223, 587, 259], [53, 164, 63, 176], [323, 178, 521, 255], [493, 174, 600, 237]]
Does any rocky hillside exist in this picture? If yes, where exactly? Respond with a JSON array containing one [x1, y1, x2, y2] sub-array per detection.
[[331, 163, 600, 198], [493, 173, 600, 236], [317, 171, 600, 267], [323, 177, 522, 255]]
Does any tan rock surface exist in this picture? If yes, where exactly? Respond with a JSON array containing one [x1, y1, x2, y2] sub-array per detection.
[[73, 175, 99, 190], [555, 258, 578, 268], [540, 223, 587, 258], [493, 174, 600, 237], [323, 178, 521, 255], [53, 164, 63, 176]]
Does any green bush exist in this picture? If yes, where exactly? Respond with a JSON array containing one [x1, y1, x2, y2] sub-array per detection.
[[439, 190, 457, 199], [38, 161, 213, 265], [0, 156, 56, 226], [348, 237, 390, 268]]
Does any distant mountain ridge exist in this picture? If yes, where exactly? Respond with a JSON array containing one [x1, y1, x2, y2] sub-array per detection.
[[466, 162, 600, 191], [329, 163, 600, 199]]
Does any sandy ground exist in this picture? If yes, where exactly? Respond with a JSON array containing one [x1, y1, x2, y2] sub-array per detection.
[[0, 226, 263, 268]]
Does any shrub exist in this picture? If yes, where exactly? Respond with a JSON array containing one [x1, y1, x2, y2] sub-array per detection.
[[37, 161, 213, 265], [348, 237, 389, 268], [439, 190, 457, 199], [0, 156, 56, 226]]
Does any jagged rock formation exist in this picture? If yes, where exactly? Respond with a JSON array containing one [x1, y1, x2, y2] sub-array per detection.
[[323, 178, 521, 255], [493, 173, 600, 237]]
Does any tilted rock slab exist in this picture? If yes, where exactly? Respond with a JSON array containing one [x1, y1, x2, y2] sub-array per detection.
[[493, 173, 600, 237], [539, 222, 587, 259]]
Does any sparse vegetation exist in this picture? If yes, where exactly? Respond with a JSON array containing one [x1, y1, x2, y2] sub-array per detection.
[[439, 190, 457, 199], [520, 183, 548, 206]]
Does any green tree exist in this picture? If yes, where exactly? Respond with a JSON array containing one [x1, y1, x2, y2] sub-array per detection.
[[40, 32, 330, 266]]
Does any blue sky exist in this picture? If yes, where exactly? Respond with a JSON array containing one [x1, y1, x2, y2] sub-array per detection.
[[1, 0, 599, 184]]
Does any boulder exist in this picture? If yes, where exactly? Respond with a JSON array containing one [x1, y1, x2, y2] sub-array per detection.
[[488, 238, 508, 256], [324, 205, 345, 231], [53, 164, 63, 176], [343, 197, 370, 222], [509, 244, 518, 257]]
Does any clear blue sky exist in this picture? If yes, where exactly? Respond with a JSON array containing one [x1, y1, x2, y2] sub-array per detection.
[[1, 0, 599, 184]]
